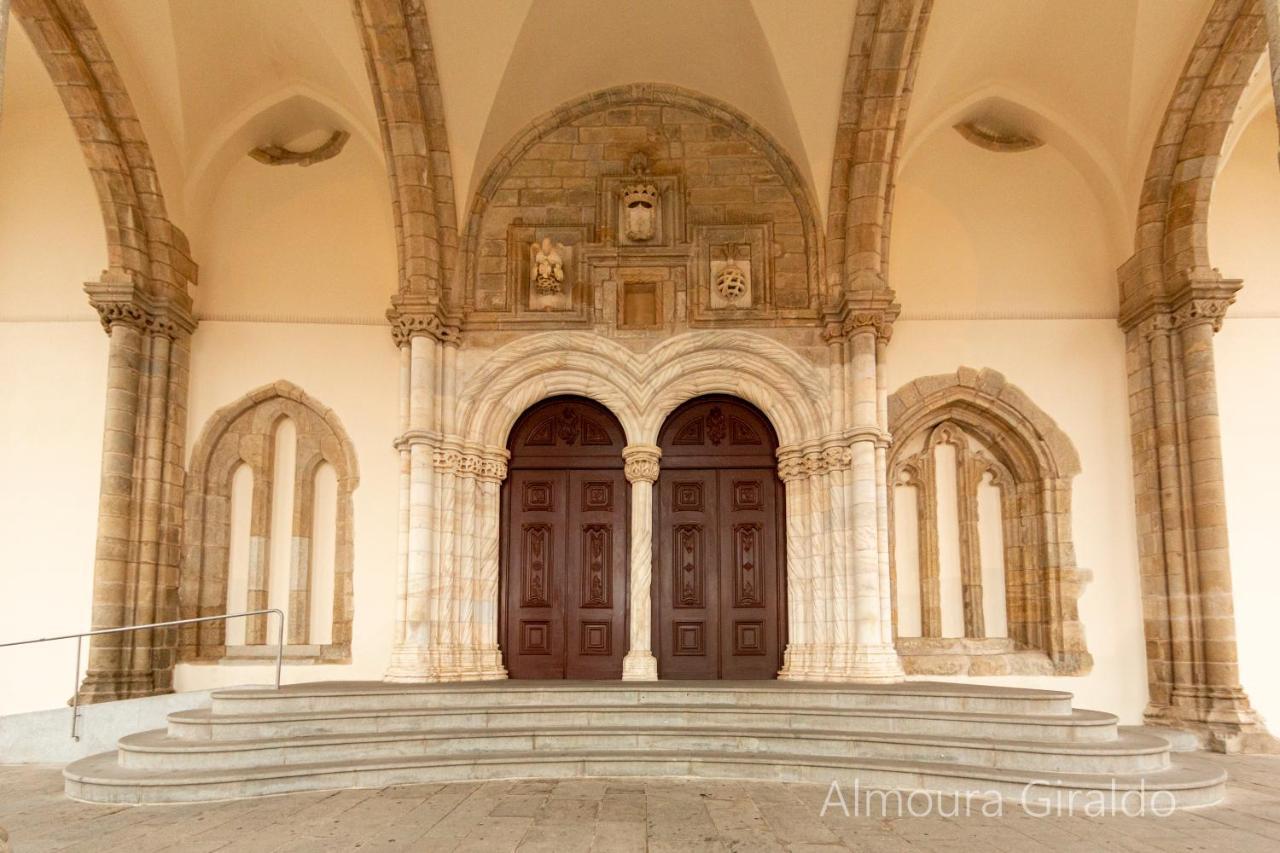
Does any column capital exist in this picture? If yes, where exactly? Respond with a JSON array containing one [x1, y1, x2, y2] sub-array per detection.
[[387, 292, 460, 346], [622, 444, 661, 483], [1119, 267, 1241, 334], [85, 271, 196, 338], [822, 290, 901, 344]]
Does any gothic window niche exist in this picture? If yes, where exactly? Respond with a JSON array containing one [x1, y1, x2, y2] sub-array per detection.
[[180, 381, 359, 664], [887, 368, 1091, 677]]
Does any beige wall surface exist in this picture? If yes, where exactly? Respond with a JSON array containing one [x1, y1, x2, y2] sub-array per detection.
[[173, 322, 400, 693], [887, 319, 1147, 722], [0, 323, 108, 714], [1211, 107, 1280, 730]]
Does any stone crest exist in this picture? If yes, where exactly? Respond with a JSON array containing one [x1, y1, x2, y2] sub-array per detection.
[[621, 153, 659, 242]]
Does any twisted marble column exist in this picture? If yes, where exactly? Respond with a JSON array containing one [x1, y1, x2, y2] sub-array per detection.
[[621, 444, 661, 680]]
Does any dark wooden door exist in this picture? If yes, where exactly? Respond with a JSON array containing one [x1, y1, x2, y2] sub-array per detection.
[[656, 397, 784, 679], [502, 398, 628, 679]]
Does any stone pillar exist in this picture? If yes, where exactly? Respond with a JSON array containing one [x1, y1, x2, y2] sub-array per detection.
[[956, 452, 986, 639], [77, 273, 195, 702], [385, 297, 507, 683], [780, 303, 902, 683], [621, 444, 660, 680], [1122, 273, 1273, 752], [385, 302, 442, 681]]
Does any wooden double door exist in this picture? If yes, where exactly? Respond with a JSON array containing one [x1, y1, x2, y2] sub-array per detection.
[[654, 397, 784, 679], [501, 395, 785, 680], [502, 397, 629, 679]]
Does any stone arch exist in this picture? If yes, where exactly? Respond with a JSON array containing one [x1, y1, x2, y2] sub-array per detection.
[[460, 83, 824, 306], [455, 330, 831, 452], [1119, 0, 1267, 319], [181, 381, 359, 663], [352, 0, 458, 304], [887, 367, 1089, 676], [12, 0, 195, 299]]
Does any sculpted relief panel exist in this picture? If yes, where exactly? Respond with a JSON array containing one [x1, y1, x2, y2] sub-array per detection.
[[464, 93, 818, 333]]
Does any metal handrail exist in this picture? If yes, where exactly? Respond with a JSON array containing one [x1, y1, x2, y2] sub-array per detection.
[[0, 609, 285, 741]]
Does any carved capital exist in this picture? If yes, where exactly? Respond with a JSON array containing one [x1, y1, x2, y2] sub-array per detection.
[[822, 291, 901, 343], [387, 293, 459, 346], [85, 272, 196, 338], [776, 438, 853, 481], [1171, 298, 1232, 332], [622, 444, 661, 484]]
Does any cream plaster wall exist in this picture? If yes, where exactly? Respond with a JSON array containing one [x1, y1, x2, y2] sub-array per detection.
[[1210, 106, 1280, 730], [887, 115, 1146, 721], [0, 27, 105, 319], [893, 127, 1117, 317], [0, 323, 108, 715], [192, 137, 396, 321], [0, 26, 111, 715], [887, 320, 1147, 722], [174, 322, 400, 693]]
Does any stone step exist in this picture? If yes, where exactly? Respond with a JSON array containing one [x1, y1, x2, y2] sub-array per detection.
[[206, 680, 1076, 717], [117, 725, 1171, 775], [63, 746, 1226, 808], [168, 703, 1119, 744]]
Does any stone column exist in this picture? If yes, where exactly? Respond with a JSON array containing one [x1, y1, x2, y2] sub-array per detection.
[[1122, 272, 1273, 751], [385, 303, 442, 681], [385, 297, 506, 682], [78, 274, 195, 702], [842, 316, 903, 680], [621, 444, 661, 680], [956, 451, 986, 639], [1174, 302, 1253, 728]]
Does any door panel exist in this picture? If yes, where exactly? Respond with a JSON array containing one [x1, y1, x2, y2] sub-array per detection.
[[656, 470, 718, 678], [655, 398, 784, 680], [502, 397, 628, 680]]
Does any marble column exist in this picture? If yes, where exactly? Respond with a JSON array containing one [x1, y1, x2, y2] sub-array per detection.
[[385, 318, 440, 681], [621, 444, 661, 680]]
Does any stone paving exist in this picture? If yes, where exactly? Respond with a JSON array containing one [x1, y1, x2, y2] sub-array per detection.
[[2, 752, 1280, 852]]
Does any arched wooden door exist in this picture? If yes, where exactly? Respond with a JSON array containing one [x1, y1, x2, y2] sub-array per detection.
[[501, 397, 629, 679], [655, 396, 785, 679]]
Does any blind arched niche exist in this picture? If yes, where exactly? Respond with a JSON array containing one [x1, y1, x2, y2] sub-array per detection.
[[180, 380, 359, 663], [887, 367, 1091, 677]]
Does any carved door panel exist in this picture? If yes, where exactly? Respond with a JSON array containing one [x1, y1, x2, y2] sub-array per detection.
[[502, 398, 629, 679], [656, 470, 719, 678], [565, 470, 627, 678], [656, 397, 784, 680]]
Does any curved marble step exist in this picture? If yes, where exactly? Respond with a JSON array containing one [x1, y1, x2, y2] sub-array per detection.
[[64, 746, 1226, 808], [169, 703, 1118, 743], [207, 680, 1075, 717], [119, 724, 1171, 775]]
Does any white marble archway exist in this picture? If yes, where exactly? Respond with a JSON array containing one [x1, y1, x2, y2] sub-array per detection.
[[387, 330, 903, 684]]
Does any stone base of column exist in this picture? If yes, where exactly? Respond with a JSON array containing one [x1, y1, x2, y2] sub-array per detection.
[[779, 643, 903, 684], [621, 651, 658, 681], [1144, 686, 1279, 754], [385, 645, 507, 683], [76, 670, 168, 704]]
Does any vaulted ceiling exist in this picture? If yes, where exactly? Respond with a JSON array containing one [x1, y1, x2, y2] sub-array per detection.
[[4, 0, 1249, 283]]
